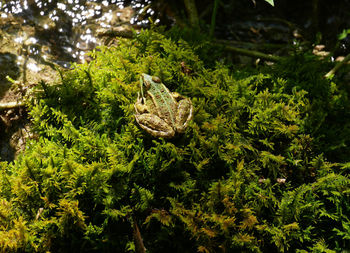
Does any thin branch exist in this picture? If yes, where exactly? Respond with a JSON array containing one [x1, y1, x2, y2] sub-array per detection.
[[216, 43, 282, 62], [325, 53, 350, 79], [0, 101, 24, 110], [133, 216, 146, 253]]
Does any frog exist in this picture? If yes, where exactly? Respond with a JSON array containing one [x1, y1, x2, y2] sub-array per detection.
[[134, 73, 193, 138]]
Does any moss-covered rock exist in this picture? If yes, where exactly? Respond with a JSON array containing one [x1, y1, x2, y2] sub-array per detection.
[[0, 29, 349, 252]]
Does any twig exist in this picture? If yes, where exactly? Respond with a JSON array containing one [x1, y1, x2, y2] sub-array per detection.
[[0, 101, 24, 110], [132, 216, 146, 253], [216, 43, 282, 62], [324, 53, 350, 79]]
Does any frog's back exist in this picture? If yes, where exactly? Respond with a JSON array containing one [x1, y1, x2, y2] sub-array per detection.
[[149, 82, 177, 125]]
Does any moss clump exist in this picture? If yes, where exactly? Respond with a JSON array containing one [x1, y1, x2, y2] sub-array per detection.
[[0, 29, 349, 252], [270, 52, 350, 162]]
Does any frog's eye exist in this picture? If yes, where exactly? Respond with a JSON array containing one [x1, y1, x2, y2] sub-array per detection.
[[152, 76, 161, 83]]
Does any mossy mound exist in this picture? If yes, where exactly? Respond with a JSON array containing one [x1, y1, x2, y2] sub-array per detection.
[[0, 29, 349, 252]]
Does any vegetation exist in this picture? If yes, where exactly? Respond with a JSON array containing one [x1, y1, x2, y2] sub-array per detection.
[[0, 26, 350, 252]]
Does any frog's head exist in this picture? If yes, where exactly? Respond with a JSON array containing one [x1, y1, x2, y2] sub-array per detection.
[[141, 73, 161, 90]]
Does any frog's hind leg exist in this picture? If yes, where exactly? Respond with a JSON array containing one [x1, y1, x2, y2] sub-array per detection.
[[135, 113, 175, 138], [175, 98, 193, 133]]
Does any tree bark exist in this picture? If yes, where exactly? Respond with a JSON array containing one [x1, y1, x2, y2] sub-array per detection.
[[183, 0, 200, 29]]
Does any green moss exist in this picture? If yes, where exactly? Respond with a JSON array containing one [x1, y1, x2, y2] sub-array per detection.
[[269, 52, 350, 162], [0, 29, 349, 252]]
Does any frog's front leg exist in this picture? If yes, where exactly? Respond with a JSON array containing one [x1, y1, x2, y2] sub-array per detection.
[[135, 113, 175, 138], [172, 92, 193, 133], [134, 92, 149, 114]]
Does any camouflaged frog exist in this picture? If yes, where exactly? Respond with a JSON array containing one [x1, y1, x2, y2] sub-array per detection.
[[134, 73, 193, 138]]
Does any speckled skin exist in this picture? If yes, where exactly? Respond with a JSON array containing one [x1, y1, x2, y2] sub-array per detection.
[[134, 74, 193, 138]]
